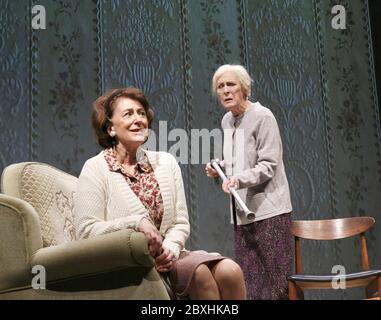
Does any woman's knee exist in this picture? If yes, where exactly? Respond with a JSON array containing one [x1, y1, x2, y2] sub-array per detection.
[[188, 264, 221, 299], [191, 264, 217, 290], [213, 259, 245, 285], [193, 264, 215, 282]]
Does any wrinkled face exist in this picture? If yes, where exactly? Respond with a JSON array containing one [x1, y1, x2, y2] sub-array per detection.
[[108, 97, 148, 146], [216, 71, 246, 111]]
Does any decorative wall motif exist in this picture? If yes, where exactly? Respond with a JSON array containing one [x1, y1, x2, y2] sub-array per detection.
[[103, 0, 182, 130], [30, 0, 39, 164], [101, 0, 204, 247], [33, 0, 99, 175], [246, 0, 344, 299], [238, 0, 249, 70], [198, 0, 232, 253], [183, 0, 245, 256], [246, 0, 329, 221], [178, 0, 199, 249], [311, 0, 345, 298], [47, 1, 84, 171], [200, 0, 233, 128], [0, 1, 30, 173], [320, 0, 381, 294]]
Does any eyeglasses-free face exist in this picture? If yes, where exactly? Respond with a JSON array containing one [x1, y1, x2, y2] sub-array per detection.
[[216, 71, 247, 112], [108, 97, 149, 145]]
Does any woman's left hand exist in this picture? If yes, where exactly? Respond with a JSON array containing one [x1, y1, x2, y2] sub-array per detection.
[[222, 177, 238, 193], [155, 246, 175, 273]]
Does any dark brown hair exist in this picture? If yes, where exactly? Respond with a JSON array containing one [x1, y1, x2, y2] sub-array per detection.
[[91, 87, 154, 149]]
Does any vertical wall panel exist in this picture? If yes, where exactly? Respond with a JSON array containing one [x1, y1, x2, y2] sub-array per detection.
[[184, 0, 246, 256], [246, 0, 331, 220], [32, 0, 99, 175], [0, 1, 30, 173], [245, 0, 340, 299], [317, 0, 381, 298], [102, 0, 184, 130], [100, 0, 203, 249]]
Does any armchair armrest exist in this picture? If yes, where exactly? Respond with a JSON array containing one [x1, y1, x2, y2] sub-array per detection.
[[31, 229, 154, 282], [0, 194, 43, 291]]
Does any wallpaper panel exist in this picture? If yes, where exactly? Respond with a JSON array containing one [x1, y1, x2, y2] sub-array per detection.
[[32, 0, 99, 176], [317, 0, 381, 298], [0, 1, 30, 172], [100, 0, 205, 249], [184, 0, 246, 256], [245, 0, 342, 299]]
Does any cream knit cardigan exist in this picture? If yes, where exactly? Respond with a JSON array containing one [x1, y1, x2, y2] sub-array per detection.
[[74, 149, 190, 259]]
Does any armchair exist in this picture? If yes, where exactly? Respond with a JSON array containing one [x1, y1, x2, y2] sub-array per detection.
[[0, 162, 170, 299]]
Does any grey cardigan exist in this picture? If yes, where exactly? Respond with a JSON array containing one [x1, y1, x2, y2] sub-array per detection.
[[221, 101, 292, 225]]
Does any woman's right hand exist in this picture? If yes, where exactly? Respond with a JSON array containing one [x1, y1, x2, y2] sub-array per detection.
[[137, 217, 162, 257], [205, 159, 220, 178], [155, 246, 175, 273]]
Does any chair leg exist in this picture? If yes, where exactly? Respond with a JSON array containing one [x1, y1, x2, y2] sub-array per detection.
[[288, 281, 304, 300], [366, 276, 381, 299]]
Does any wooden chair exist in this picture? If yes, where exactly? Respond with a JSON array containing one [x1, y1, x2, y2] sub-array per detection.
[[287, 217, 381, 300]]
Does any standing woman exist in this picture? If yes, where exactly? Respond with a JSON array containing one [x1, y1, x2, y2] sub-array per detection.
[[206, 64, 293, 300], [75, 87, 246, 300]]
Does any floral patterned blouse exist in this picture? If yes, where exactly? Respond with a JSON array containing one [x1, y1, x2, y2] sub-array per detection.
[[103, 148, 164, 229]]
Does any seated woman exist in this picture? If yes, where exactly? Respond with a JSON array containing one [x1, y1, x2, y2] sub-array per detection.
[[74, 87, 246, 299]]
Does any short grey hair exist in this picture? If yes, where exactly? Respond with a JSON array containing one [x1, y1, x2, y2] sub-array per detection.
[[212, 64, 253, 98]]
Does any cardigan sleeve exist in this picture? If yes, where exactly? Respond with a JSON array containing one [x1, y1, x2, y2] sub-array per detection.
[[161, 155, 190, 259], [233, 112, 282, 189], [74, 158, 149, 240]]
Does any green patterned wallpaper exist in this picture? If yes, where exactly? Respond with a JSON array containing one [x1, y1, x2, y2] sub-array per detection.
[[0, 0, 380, 299]]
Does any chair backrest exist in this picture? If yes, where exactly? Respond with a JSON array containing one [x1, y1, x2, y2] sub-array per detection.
[[292, 217, 375, 273], [1, 162, 78, 247], [292, 217, 375, 240]]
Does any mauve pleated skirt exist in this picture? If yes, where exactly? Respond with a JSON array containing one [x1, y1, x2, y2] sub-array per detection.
[[234, 213, 293, 300], [168, 250, 226, 298]]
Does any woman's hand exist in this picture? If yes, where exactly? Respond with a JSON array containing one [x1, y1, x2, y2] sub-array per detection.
[[155, 246, 175, 273], [205, 159, 221, 178], [222, 177, 238, 194], [137, 217, 162, 257]]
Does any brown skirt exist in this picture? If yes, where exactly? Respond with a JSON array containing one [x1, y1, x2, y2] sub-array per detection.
[[166, 250, 226, 298]]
